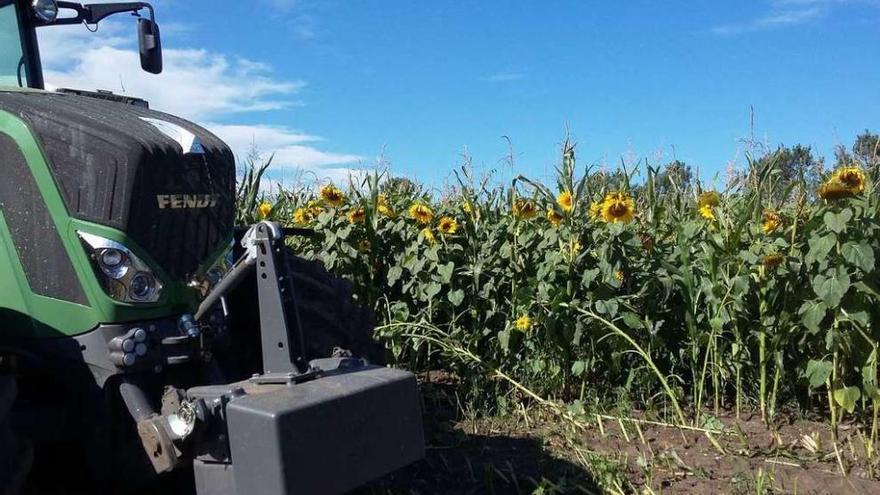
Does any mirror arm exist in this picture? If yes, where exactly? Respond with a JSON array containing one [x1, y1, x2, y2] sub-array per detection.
[[84, 2, 154, 24], [45, 1, 153, 26]]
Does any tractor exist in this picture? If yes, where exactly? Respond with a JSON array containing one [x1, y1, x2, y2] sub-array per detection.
[[0, 1, 424, 493]]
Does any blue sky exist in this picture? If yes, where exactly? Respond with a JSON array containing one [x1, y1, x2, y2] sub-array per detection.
[[40, 0, 880, 188]]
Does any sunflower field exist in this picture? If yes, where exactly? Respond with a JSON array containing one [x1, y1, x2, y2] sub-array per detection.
[[238, 136, 880, 441]]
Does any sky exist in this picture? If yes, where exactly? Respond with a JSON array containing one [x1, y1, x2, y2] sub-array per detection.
[[37, 0, 880, 189]]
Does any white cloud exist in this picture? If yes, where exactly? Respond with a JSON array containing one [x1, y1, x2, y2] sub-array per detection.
[[482, 72, 526, 82], [37, 21, 363, 180], [711, 6, 823, 34], [710, 0, 877, 35]]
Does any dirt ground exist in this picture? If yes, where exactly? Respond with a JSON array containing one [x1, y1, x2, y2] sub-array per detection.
[[360, 378, 880, 494]]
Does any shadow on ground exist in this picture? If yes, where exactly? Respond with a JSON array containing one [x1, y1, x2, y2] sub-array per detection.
[[356, 378, 599, 495]]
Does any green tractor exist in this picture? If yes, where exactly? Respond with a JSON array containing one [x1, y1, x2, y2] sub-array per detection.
[[0, 1, 424, 493]]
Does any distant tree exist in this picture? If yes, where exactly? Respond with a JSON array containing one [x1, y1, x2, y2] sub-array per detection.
[[653, 160, 693, 195], [755, 144, 824, 196], [381, 176, 419, 196], [852, 130, 880, 167]]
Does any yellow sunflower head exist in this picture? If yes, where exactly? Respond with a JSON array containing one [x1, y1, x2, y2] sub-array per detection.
[[293, 207, 312, 225], [420, 227, 436, 245], [258, 202, 272, 219], [613, 270, 625, 282], [833, 166, 866, 195], [438, 216, 458, 235], [563, 239, 582, 259], [698, 191, 721, 208], [320, 184, 346, 207], [762, 253, 784, 270], [409, 203, 434, 224], [376, 194, 394, 217], [307, 199, 324, 216], [546, 208, 564, 227], [514, 314, 532, 332], [818, 180, 855, 201], [762, 210, 782, 234], [462, 201, 473, 214], [600, 191, 635, 224], [512, 198, 538, 219], [347, 207, 366, 224], [698, 204, 716, 221], [588, 201, 603, 220], [557, 190, 573, 212]]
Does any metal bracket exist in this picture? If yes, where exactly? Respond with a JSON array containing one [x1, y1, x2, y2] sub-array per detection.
[[252, 222, 309, 375]]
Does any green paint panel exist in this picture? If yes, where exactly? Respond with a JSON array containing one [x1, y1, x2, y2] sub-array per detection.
[[0, 105, 204, 337]]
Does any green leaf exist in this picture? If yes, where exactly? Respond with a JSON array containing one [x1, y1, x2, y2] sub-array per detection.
[[806, 234, 836, 265], [437, 262, 455, 284], [811, 267, 851, 307], [571, 360, 586, 376], [424, 282, 441, 300], [447, 289, 464, 307], [386, 266, 403, 286], [833, 385, 860, 414], [805, 359, 833, 388], [799, 301, 827, 334], [622, 312, 642, 330], [841, 242, 875, 273], [824, 208, 853, 234], [498, 329, 510, 353], [595, 299, 619, 318]]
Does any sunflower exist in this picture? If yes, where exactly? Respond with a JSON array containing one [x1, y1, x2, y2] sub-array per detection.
[[546, 208, 564, 227], [762, 253, 784, 270], [698, 191, 721, 208], [600, 191, 635, 224], [462, 201, 473, 214], [307, 199, 324, 216], [589, 201, 603, 220], [377, 194, 394, 217], [563, 239, 582, 259], [409, 203, 434, 224], [320, 184, 346, 207], [258, 202, 272, 219], [514, 315, 532, 332], [438, 216, 458, 235], [358, 239, 372, 253], [512, 198, 538, 219], [347, 207, 366, 224], [833, 166, 866, 195], [818, 180, 855, 201], [614, 270, 625, 282], [557, 190, 573, 212], [293, 207, 312, 225], [762, 210, 782, 234], [420, 227, 436, 245], [698, 204, 716, 221]]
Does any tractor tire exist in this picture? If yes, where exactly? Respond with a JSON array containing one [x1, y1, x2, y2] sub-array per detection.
[[0, 377, 30, 495], [225, 249, 384, 374], [285, 254, 385, 364]]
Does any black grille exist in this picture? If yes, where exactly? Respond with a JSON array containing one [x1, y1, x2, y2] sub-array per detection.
[[0, 91, 235, 279]]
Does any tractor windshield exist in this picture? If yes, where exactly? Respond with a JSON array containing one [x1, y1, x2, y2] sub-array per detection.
[[0, 0, 27, 87]]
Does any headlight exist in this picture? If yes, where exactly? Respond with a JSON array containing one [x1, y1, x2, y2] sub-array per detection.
[[78, 232, 163, 303], [190, 241, 234, 297]]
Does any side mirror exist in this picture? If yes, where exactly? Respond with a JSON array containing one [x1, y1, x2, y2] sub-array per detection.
[[138, 18, 162, 75]]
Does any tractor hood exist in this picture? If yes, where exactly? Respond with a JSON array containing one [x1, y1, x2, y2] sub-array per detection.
[[0, 89, 235, 280]]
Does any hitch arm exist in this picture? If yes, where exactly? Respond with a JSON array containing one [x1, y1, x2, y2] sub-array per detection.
[[195, 222, 309, 375]]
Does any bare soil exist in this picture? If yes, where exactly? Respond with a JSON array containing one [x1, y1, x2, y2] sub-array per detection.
[[361, 377, 880, 494]]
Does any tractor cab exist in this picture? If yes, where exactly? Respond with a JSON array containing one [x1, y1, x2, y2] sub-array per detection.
[[0, 0, 162, 89]]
